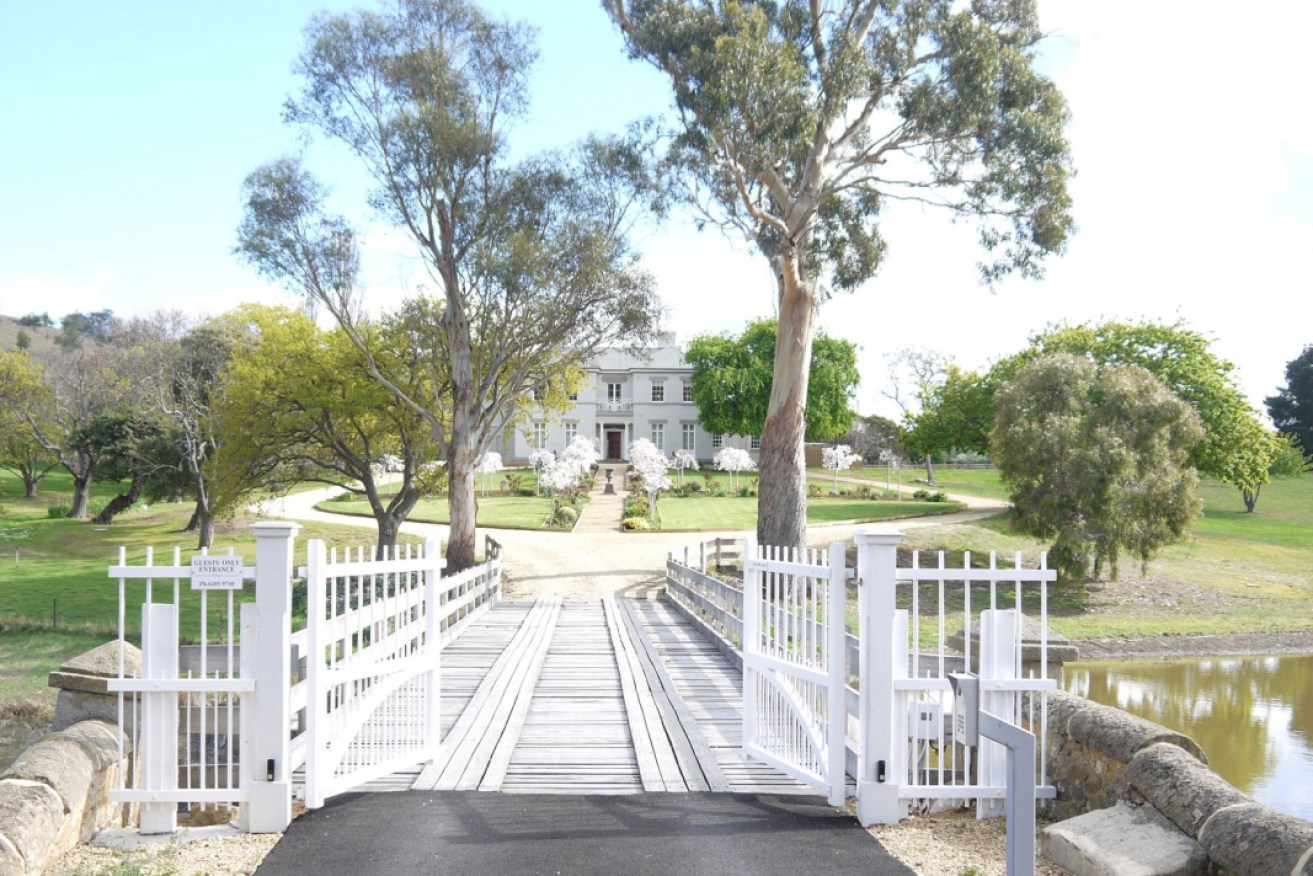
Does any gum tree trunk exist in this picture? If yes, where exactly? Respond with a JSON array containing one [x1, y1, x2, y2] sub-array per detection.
[[756, 255, 815, 553]]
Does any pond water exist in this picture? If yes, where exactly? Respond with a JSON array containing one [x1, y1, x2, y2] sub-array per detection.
[[1064, 654, 1313, 821]]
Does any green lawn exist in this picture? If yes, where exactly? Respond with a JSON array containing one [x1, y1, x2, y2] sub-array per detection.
[[0, 468, 423, 640], [883, 475, 1313, 641], [811, 465, 1013, 501], [655, 496, 964, 530], [320, 493, 557, 529]]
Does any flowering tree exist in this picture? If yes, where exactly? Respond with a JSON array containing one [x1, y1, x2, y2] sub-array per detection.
[[714, 446, 756, 493], [628, 437, 672, 521], [822, 444, 862, 492], [559, 435, 600, 482], [476, 451, 503, 498], [672, 448, 699, 485], [528, 448, 555, 495]]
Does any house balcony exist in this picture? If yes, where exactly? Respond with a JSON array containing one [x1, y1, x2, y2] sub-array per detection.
[[597, 398, 634, 416]]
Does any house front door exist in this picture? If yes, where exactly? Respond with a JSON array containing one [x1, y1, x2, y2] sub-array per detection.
[[606, 430, 622, 460]]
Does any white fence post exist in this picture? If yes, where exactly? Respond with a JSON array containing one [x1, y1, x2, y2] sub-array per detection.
[[303, 538, 328, 810], [139, 602, 179, 834], [243, 521, 299, 833], [855, 529, 905, 826], [977, 609, 1017, 819], [826, 541, 847, 807], [424, 536, 442, 758], [740, 534, 758, 752]]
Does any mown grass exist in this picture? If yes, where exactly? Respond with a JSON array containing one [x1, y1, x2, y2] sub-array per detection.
[[322, 494, 557, 529], [0, 467, 423, 644], [879, 474, 1313, 641], [655, 496, 963, 530], [810, 465, 1013, 501]]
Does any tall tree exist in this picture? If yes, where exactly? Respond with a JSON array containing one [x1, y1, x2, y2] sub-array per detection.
[[685, 318, 858, 442], [239, 0, 663, 571], [75, 411, 172, 525], [993, 355, 1202, 590], [903, 365, 994, 482], [1266, 345, 1313, 455], [604, 0, 1074, 550], [217, 306, 438, 549], [995, 320, 1274, 510], [0, 352, 57, 498], [14, 348, 130, 518]]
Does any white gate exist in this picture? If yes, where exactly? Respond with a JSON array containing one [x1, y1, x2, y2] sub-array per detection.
[[300, 536, 503, 808], [741, 536, 848, 806]]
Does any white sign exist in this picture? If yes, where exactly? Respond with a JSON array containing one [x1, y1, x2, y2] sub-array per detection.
[[190, 555, 245, 591]]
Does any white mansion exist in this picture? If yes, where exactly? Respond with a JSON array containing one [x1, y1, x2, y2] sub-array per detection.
[[499, 334, 759, 464]]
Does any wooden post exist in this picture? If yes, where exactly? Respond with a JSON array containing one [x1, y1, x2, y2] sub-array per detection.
[[855, 529, 905, 826], [243, 521, 298, 833]]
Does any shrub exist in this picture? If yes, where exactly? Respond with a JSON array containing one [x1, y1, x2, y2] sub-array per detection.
[[553, 506, 578, 527], [672, 483, 696, 498], [332, 491, 356, 502], [855, 485, 872, 500], [929, 491, 948, 503], [709, 487, 727, 498], [621, 516, 650, 531], [505, 473, 524, 493], [702, 473, 720, 490], [47, 503, 71, 519], [736, 485, 755, 498], [624, 495, 650, 519], [912, 489, 930, 500], [690, 481, 703, 493]]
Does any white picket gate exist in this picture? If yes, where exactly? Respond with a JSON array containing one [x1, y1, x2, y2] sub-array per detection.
[[298, 537, 502, 808], [741, 536, 848, 806], [109, 523, 502, 833]]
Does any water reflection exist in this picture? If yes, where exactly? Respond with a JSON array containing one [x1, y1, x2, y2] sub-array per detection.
[[1064, 653, 1313, 821]]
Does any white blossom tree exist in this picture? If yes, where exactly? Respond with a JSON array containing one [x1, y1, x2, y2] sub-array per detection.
[[477, 451, 503, 498], [672, 448, 699, 486], [714, 446, 756, 493], [528, 448, 555, 495], [879, 448, 904, 499], [822, 444, 862, 493], [628, 437, 672, 521]]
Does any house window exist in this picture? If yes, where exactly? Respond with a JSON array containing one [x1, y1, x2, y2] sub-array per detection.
[[750, 435, 761, 450], [711, 434, 723, 449], [568, 391, 577, 401], [651, 422, 664, 450], [682, 382, 693, 402], [607, 382, 623, 403], [651, 382, 665, 402], [531, 386, 544, 402], [564, 422, 578, 445], [532, 422, 547, 450], [682, 423, 696, 451]]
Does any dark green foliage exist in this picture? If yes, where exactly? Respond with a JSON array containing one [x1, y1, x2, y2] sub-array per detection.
[[1266, 345, 1313, 455], [993, 354, 1203, 590], [17, 313, 53, 328], [686, 319, 858, 441]]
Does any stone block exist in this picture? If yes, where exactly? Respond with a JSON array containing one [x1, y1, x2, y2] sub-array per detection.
[[1067, 700, 1205, 765], [1042, 801, 1207, 876], [1124, 743, 1249, 838], [1198, 802, 1313, 876], [0, 738, 92, 816], [62, 721, 124, 772], [0, 779, 64, 875], [48, 640, 140, 733]]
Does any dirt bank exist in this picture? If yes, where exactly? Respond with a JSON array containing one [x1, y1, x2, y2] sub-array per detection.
[[1071, 629, 1313, 660]]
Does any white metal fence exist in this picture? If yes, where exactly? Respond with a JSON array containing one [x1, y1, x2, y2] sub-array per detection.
[[665, 530, 1058, 824], [109, 522, 502, 833]]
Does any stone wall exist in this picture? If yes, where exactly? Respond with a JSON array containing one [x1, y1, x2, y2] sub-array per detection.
[[1037, 689, 1313, 876], [0, 720, 130, 876]]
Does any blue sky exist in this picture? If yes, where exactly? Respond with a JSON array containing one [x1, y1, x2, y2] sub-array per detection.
[[3, 2, 1311, 419]]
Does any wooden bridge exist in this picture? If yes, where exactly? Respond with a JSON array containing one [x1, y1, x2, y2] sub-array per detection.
[[357, 596, 813, 796]]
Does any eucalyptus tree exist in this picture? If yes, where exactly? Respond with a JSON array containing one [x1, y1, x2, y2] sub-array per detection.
[[216, 306, 438, 549], [0, 352, 56, 498], [238, 0, 664, 571], [604, 0, 1074, 550]]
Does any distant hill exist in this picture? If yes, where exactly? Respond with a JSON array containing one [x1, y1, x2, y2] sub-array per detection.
[[0, 314, 81, 356]]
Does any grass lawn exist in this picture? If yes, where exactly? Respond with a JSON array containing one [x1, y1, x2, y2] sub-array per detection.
[[811, 465, 1013, 501], [0, 468, 424, 642], [878, 475, 1313, 641], [655, 496, 964, 530], [320, 493, 557, 529]]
